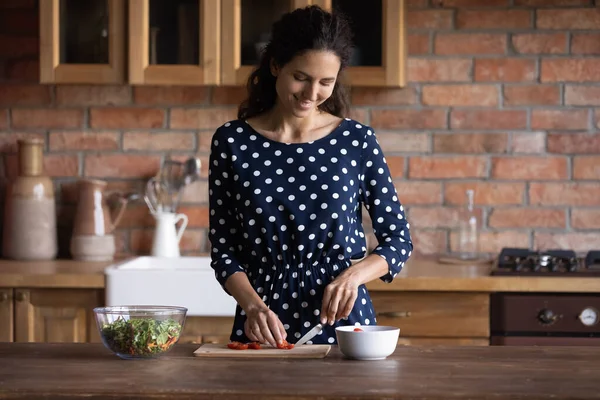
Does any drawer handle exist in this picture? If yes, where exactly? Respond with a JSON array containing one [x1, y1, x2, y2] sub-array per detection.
[[378, 311, 412, 318], [15, 292, 27, 302], [0, 292, 7, 303]]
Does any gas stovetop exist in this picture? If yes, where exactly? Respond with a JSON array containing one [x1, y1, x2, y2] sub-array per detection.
[[491, 248, 600, 277]]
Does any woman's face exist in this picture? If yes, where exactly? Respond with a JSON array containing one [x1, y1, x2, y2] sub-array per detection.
[[271, 50, 341, 118]]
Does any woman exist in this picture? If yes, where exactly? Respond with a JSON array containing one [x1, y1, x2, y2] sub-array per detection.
[[208, 5, 413, 347]]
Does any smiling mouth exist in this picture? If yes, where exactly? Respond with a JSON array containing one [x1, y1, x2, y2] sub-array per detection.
[[294, 96, 313, 109]]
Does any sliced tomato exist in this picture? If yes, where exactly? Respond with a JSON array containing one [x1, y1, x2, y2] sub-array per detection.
[[285, 343, 295, 350], [227, 341, 241, 349], [236, 343, 249, 350], [277, 340, 289, 349], [247, 341, 261, 350], [354, 327, 364, 332]]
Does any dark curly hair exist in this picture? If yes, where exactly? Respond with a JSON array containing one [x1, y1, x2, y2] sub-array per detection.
[[238, 5, 353, 120]]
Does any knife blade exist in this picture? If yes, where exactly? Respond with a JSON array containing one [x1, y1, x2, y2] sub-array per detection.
[[295, 323, 323, 346]]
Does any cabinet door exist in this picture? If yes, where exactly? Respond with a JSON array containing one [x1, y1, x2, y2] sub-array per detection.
[[129, 0, 220, 85], [221, 0, 311, 85], [316, 0, 407, 87], [0, 289, 13, 342], [14, 289, 104, 343], [39, 0, 125, 84], [179, 316, 234, 344]]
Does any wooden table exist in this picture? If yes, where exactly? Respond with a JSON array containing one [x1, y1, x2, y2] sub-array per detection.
[[0, 343, 599, 399]]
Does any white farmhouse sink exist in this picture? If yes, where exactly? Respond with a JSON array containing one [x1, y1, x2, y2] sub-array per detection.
[[104, 256, 237, 317]]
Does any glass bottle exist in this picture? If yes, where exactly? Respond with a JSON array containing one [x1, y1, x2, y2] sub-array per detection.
[[457, 189, 479, 260]]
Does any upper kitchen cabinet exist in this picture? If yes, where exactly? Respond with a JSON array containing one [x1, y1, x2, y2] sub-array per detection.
[[314, 0, 406, 87], [220, 0, 311, 85], [129, 0, 220, 85], [39, 0, 126, 84]]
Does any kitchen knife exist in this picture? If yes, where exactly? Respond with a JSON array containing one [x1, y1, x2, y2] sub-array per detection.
[[295, 323, 323, 346]]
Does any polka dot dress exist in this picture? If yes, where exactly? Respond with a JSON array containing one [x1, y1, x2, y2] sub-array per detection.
[[208, 118, 413, 344]]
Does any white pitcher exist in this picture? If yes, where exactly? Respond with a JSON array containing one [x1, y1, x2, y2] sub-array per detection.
[[151, 211, 188, 258]]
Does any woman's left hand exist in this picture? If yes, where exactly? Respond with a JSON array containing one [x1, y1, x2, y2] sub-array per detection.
[[320, 272, 360, 325]]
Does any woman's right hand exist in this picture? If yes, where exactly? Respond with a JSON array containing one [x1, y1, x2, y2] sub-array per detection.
[[244, 305, 287, 348]]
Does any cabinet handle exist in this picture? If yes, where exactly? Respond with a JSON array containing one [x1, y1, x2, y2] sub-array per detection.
[[0, 292, 7, 302], [15, 291, 27, 302], [378, 311, 411, 318]]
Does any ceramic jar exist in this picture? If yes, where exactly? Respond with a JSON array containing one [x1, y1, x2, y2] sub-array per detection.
[[2, 138, 58, 260]]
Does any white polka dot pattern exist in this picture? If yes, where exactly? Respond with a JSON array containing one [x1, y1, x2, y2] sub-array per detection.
[[208, 118, 413, 344]]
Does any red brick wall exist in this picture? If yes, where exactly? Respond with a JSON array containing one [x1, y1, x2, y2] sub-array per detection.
[[1, 0, 599, 258]]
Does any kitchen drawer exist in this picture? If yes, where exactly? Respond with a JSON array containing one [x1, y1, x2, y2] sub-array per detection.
[[397, 337, 489, 346], [370, 292, 489, 338], [180, 316, 234, 344]]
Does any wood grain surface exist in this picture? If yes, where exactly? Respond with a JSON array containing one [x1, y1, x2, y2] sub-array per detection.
[[193, 343, 331, 358]]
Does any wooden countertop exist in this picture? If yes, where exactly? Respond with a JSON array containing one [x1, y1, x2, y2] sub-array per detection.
[[0, 257, 599, 293], [0, 343, 599, 399]]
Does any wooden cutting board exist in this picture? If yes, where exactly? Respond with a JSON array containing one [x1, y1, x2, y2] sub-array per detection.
[[193, 343, 331, 359]]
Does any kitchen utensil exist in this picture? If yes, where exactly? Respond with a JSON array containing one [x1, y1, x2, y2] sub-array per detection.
[[182, 157, 201, 186], [193, 343, 331, 359], [94, 305, 187, 360], [150, 211, 188, 258], [295, 323, 324, 346], [335, 325, 399, 361]]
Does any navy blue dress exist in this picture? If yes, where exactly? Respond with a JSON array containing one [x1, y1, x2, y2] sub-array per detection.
[[208, 118, 413, 344]]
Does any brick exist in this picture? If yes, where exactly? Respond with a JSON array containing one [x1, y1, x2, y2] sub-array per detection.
[[0, 84, 50, 106], [407, 59, 471, 82], [89, 108, 164, 129], [351, 87, 417, 106], [511, 132, 546, 154], [5, 58, 38, 82], [0, 110, 7, 129], [593, 110, 600, 129], [170, 108, 237, 130], [548, 133, 600, 154], [503, 85, 560, 106], [211, 87, 247, 105], [409, 230, 447, 256], [177, 206, 210, 227], [0, 35, 38, 57], [572, 209, 600, 229], [571, 33, 600, 54], [118, 205, 154, 229], [56, 85, 131, 106], [408, 156, 487, 179], [531, 109, 589, 130], [565, 85, 600, 105], [385, 156, 405, 178], [450, 110, 527, 130], [0, 132, 44, 153], [374, 132, 430, 153], [475, 59, 536, 82], [450, 231, 530, 254], [134, 86, 209, 105], [573, 156, 600, 179], [11, 109, 83, 129], [371, 109, 447, 130], [48, 131, 119, 151], [408, 206, 484, 229], [408, 34, 429, 55], [394, 181, 442, 205], [43, 154, 79, 177], [515, 0, 592, 5], [0, 9, 38, 35], [529, 182, 600, 206], [422, 85, 498, 106], [534, 233, 600, 254], [456, 10, 531, 29], [445, 182, 524, 205], [432, 0, 509, 6], [123, 131, 195, 151], [433, 133, 507, 153], [180, 180, 209, 203], [84, 154, 161, 178], [492, 156, 568, 180], [542, 59, 600, 82], [349, 108, 367, 123], [511, 33, 566, 54], [435, 33, 506, 55], [489, 208, 565, 228], [407, 10, 453, 29], [537, 9, 600, 29]]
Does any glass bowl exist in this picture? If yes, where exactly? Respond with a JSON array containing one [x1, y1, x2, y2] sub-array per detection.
[[93, 305, 187, 360]]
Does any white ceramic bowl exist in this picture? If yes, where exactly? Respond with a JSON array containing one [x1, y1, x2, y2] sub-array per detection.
[[335, 325, 400, 360]]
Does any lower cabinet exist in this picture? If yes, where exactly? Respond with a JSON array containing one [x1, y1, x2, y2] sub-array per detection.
[[179, 316, 234, 345], [0, 288, 104, 343]]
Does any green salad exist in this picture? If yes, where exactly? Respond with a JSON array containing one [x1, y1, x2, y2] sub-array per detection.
[[100, 317, 183, 356]]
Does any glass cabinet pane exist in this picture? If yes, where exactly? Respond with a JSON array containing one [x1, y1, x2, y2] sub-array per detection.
[[240, 0, 292, 66], [148, 0, 200, 65], [59, 0, 109, 64], [332, 0, 382, 66]]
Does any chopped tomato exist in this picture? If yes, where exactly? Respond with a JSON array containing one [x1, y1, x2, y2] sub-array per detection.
[[248, 341, 261, 350], [354, 327, 364, 332], [227, 341, 241, 349], [276, 340, 294, 350], [285, 343, 294, 349], [236, 343, 249, 350]]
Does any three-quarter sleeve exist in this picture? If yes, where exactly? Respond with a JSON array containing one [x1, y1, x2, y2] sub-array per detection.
[[359, 128, 413, 282], [208, 126, 246, 293]]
